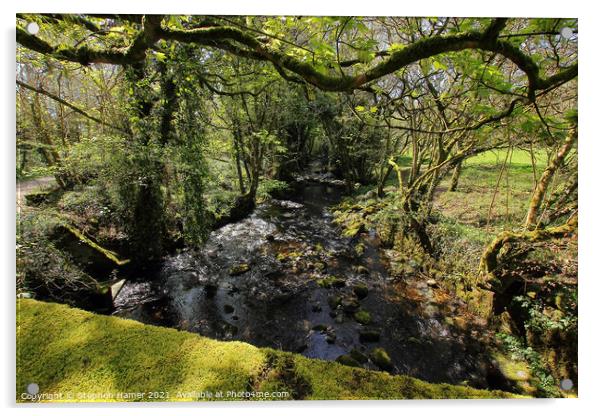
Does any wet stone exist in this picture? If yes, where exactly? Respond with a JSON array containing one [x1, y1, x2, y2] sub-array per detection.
[[336, 354, 362, 368], [229, 263, 251, 276], [352, 283, 369, 300], [341, 297, 360, 314], [359, 330, 381, 343], [350, 348, 369, 364]]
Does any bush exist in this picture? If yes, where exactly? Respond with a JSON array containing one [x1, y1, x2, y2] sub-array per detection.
[[17, 210, 99, 305]]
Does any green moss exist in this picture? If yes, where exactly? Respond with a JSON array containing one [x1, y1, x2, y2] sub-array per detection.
[[317, 275, 346, 288], [62, 223, 130, 266], [327, 295, 342, 309], [349, 348, 369, 364], [16, 299, 519, 402], [229, 263, 250, 276], [354, 309, 372, 325], [492, 353, 532, 382], [370, 348, 393, 370], [335, 354, 362, 368]]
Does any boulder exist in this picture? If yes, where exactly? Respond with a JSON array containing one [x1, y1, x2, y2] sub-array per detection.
[[229, 263, 250, 276], [370, 348, 393, 370], [359, 330, 380, 343]]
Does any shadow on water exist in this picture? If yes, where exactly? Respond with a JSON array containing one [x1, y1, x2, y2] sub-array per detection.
[[111, 177, 501, 389]]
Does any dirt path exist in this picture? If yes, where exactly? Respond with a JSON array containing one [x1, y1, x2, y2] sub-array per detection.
[[17, 176, 56, 210]]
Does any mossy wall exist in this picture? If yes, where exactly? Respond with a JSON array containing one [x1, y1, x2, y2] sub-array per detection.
[[16, 299, 519, 402]]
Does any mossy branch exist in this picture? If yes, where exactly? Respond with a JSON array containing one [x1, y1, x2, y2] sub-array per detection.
[[479, 214, 577, 288], [17, 15, 577, 97], [62, 223, 130, 266]]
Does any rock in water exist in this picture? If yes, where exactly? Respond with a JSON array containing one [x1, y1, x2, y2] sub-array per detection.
[[359, 330, 380, 343], [229, 263, 250, 276], [352, 283, 369, 299], [370, 348, 393, 370], [336, 354, 361, 368]]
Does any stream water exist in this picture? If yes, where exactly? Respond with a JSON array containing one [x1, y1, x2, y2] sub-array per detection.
[[112, 177, 498, 389]]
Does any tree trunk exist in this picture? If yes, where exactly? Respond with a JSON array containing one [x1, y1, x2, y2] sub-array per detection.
[[479, 213, 577, 286], [448, 160, 462, 192], [524, 127, 577, 229]]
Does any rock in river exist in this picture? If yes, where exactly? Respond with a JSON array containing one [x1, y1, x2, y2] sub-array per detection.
[[229, 263, 250, 276]]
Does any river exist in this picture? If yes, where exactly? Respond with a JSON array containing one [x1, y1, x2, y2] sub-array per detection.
[[112, 176, 499, 389]]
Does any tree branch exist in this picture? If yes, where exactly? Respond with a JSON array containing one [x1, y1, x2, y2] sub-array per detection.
[[17, 16, 578, 98], [16, 79, 129, 134]]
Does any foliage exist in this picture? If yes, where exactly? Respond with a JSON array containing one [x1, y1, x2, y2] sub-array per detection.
[[496, 332, 560, 397], [17, 210, 99, 303], [512, 294, 577, 335]]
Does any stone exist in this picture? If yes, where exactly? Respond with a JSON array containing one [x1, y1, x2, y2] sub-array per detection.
[[352, 283, 369, 300], [317, 275, 346, 289], [205, 284, 218, 298], [328, 295, 342, 310], [350, 348, 369, 364], [354, 309, 372, 325], [359, 330, 380, 343], [341, 297, 360, 314], [229, 263, 250, 276], [370, 348, 393, 370], [336, 354, 361, 368], [356, 265, 369, 275]]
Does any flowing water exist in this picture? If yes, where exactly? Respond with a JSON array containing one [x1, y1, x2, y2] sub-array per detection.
[[113, 177, 497, 389]]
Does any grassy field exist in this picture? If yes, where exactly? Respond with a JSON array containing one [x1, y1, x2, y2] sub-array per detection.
[[16, 299, 518, 402], [436, 148, 546, 232]]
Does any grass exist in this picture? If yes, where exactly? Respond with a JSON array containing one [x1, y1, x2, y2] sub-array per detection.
[[16, 299, 519, 402], [436, 148, 546, 230]]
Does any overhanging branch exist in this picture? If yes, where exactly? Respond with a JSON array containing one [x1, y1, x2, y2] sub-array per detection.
[[17, 79, 129, 134], [16, 15, 578, 98]]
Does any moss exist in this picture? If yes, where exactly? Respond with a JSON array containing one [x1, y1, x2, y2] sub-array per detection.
[[353, 283, 369, 299], [493, 353, 531, 382], [317, 275, 346, 288], [370, 348, 393, 370], [349, 348, 369, 364], [25, 189, 56, 206], [335, 354, 362, 368], [228, 263, 250, 276], [16, 299, 519, 402], [341, 296, 360, 314], [327, 295, 342, 310], [354, 309, 372, 325], [61, 223, 130, 266]]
